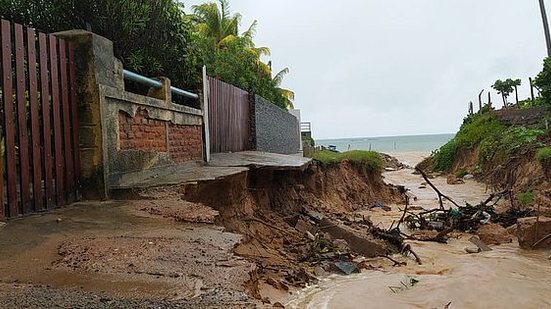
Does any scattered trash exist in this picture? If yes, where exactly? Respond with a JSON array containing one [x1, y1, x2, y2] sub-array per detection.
[[388, 276, 419, 293], [463, 174, 475, 180], [385, 167, 396, 172], [56, 218, 62, 223], [333, 261, 359, 275], [372, 201, 392, 212], [479, 211, 491, 225]]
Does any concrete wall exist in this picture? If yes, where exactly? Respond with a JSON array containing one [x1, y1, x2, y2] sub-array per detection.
[[252, 95, 300, 155], [54, 30, 204, 199]]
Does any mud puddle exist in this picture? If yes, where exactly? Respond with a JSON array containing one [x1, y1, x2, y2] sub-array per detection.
[[286, 152, 551, 309]]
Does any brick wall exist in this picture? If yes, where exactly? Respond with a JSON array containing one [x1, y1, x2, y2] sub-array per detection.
[[168, 124, 202, 163], [119, 109, 167, 151], [118, 108, 203, 163]]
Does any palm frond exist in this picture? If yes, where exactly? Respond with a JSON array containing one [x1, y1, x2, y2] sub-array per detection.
[[272, 67, 289, 87]]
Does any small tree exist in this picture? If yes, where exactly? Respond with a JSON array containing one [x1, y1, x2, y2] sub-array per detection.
[[492, 79, 521, 107], [534, 57, 551, 106]]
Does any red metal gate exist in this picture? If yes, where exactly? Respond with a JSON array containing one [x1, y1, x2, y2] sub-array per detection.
[[208, 77, 250, 153], [0, 19, 80, 219]]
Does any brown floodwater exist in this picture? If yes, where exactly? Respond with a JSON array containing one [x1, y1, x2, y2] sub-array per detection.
[[286, 152, 551, 309]]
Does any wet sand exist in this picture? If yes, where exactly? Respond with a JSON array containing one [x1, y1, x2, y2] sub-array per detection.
[[286, 152, 551, 309]]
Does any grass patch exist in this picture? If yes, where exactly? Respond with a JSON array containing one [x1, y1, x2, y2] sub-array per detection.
[[432, 139, 458, 172], [518, 190, 535, 206], [455, 114, 504, 147], [536, 147, 551, 166], [311, 150, 383, 172]]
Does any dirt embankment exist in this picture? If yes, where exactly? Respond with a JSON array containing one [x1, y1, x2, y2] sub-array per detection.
[[161, 161, 403, 298], [420, 144, 551, 216]]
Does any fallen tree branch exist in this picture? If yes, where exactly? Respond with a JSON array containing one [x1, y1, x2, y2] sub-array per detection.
[[416, 168, 460, 209], [532, 233, 551, 248]]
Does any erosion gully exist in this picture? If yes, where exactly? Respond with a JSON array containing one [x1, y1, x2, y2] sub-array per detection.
[[286, 152, 551, 309]]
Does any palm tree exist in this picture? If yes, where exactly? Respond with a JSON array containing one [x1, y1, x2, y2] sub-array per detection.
[[273, 68, 295, 109]]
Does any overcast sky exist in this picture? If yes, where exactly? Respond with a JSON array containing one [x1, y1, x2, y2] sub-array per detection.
[[183, 0, 549, 139]]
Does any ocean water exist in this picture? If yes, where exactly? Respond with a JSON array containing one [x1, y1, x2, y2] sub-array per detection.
[[317, 133, 455, 153]]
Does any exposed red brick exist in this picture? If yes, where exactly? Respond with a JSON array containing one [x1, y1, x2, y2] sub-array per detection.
[[118, 108, 167, 152], [118, 108, 203, 164], [168, 124, 203, 163]]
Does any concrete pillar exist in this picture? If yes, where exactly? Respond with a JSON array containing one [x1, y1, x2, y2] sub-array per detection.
[[147, 77, 172, 104], [53, 30, 120, 200]]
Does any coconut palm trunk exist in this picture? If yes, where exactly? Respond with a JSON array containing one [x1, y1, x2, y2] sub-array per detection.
[[539, 0, 551, 56]]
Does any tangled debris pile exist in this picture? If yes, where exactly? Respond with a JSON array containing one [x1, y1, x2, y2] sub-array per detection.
[[399, 168, 535, 244]]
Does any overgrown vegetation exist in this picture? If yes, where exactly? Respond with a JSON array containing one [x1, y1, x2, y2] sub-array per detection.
[[536, 147, 551, 166], [535, 57, 551, 107], [312, 150, 383, 172], [430, 113, 546, 173], [432, 139, 458, 172], [0, 0, 294, 109], [518, 190, 534, 206], [479, 126, 545, 165]]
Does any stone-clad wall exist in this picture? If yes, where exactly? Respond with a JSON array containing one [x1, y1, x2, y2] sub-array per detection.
[[253, 95, 300, 154]]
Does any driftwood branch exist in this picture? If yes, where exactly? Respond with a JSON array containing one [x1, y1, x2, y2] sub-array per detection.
[[416, 168, 460, 209]]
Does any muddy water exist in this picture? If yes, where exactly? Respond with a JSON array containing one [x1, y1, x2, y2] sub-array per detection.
[[287, 152, 551, 309]]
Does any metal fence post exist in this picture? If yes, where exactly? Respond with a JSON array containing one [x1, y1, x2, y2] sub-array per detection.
[[202, 66, 211, 162]]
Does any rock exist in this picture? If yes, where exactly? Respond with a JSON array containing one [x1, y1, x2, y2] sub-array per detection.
[[333, 261, 359, 275], [447, 175, 464, 185], [411, 230, 440, 241], [295, 219, 313, 234], [314, 266, 326, 277], [319, 218, 387, 258], [517, 216, 551, 249], [506, 224, 517, 236], [468, 235, 492, 252], [266, 278, 289, 291], [465, 247, 481, 254], [477, 223, 513, 245], [273, 302, 285, 308], [332, 239, 349, 250]]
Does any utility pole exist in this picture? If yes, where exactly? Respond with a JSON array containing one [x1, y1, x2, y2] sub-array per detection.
[[539, 0, 551, 56]]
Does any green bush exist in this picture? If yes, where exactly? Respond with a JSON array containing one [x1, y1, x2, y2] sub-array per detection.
[[455, 114, 504, 147], [536, 147, 551, 166], [311, 150, 383, 172], [480, 126, 545, 165], [518, 190, 535, 206], [432, 139, 458, 172]]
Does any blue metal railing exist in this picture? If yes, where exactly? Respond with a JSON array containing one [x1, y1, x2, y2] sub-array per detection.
[[122, 69, 199, 100]]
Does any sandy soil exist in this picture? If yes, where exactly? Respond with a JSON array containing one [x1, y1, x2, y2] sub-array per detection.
[[0, 201, 257, 308]]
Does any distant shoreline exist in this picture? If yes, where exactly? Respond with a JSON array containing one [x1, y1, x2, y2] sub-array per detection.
[[317, 133, 454, 153]]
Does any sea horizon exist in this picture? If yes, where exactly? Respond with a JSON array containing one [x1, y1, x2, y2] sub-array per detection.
[[316, 133, 455, 153]]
